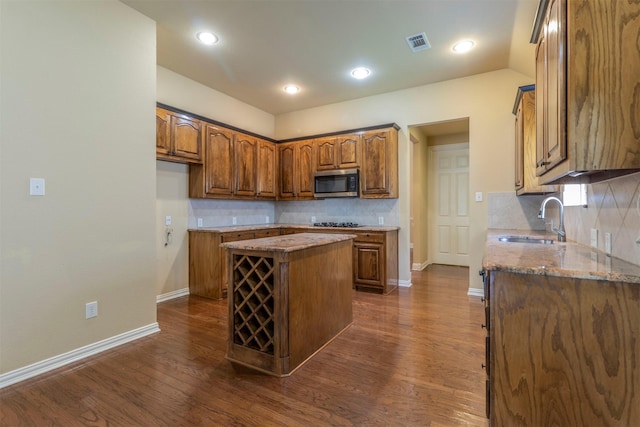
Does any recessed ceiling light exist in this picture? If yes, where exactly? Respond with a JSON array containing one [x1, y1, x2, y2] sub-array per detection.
[[283, 85, 300, 94], [351, 67, 371, 80], [452, 39, 475, 53], [196, 31, 218, 45]]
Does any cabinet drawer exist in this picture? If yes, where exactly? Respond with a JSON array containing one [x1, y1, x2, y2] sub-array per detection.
[[255, 229, 280, 238], [354, 232, 384, 244], [221, 231, 256, 242]]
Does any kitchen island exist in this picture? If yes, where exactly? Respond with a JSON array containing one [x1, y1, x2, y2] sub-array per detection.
[[221, 232, 355, 376]]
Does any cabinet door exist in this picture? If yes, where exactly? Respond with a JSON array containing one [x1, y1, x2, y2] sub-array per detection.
[[171, 115, 202, 162], [535, 38, 547, 175], [257, 139, 276, 199], [234, 133, 258, 197], [204, 125, 235, 196], [514, 101, 524, 191], [278, 143, 297, 199], [156, 108, 171, 155], [298, 140, 315, 197], [544, 0, 566, 171], [361, 129, 398, 198], [336, 134, 359, 169], [353, 242, 383, 288], [315, 137, 337, 170]]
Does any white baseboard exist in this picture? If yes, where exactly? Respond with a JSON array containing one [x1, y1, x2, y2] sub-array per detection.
[[398, 279, 412, 287], [467, 288, 484, 298], [411, 261, 429, 271], [156, 287, 189, 303], [0, 322, 160, 389]]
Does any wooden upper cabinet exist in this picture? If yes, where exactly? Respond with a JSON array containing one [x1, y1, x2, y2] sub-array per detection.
[[155, 107, 203, 164], [532, 0, 640, 184], [297, 140, 315, 198], [315, 135, 359, 170], [360, 127, 398, 199], [156, 108, 171, 155], [234, 133, 258, 197], [315, 137, 337, 170], [514, 86, 559, 195], [277, 140, 314, 200], [278, 142, 297, 199], [257, 139, 277, 199], [190, 124, 234, 198]]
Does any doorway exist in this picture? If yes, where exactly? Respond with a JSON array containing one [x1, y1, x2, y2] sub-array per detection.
[[409, 118, 470, 270]]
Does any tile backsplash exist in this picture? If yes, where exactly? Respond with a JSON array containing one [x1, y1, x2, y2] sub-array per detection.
[[488, 172, 640, 267], [565, 172, 640, 266], [188, 197, 399, 228]]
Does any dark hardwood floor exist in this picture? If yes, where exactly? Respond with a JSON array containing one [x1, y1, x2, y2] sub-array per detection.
[[0, 265, 487, 426]]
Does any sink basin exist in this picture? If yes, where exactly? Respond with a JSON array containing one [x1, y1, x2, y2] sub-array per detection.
[[498, 235, 554, 244]]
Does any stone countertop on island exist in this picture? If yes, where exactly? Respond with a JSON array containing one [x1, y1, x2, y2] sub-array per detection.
[[190, 223, 399, 233], [220, 232, 356, 253], [483, 229, 640, 284]]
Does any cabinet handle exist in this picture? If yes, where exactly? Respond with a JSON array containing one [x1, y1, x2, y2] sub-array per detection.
[[482, 363, 487, 370], [536, 160, 550, 167], [481, 324, 487, 329], [481, 297, 486, 303]]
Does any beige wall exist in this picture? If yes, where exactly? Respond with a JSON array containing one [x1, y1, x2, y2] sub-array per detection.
[[155, 67, 276, 297], [0, 1, 157, 374], [409, 130, 429, 269], [275, 69, 533, 290]]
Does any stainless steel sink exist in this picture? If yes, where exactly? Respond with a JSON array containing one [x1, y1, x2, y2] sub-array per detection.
[[498, 235, 554, 244]]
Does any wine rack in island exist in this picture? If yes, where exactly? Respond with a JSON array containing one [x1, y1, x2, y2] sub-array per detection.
[[222, 233, 354, 376], [232, 255, 275, 354]]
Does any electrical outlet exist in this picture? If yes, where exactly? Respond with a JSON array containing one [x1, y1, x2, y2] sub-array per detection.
[[590, 228, 598, 248], [378, 216, 384, 225], [29, 178, 45, 196], [85, 301, 98, 319], [311, 216, 316, 223], [232, 216, 237, 225], [475, 192, 483, 202], [265, 216, 269, 224], [604, 232, 612, 255], [165, 215, 172, 226], [197, 218, 203, 227]]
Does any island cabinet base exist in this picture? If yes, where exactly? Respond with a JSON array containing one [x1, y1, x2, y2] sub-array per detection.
[[224, 235, 353, 377]]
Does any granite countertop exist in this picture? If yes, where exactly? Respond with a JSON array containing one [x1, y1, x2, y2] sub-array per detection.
[[483, 229, 640, 284], [220, 232, 356, 253], [189, 223, 399, 233]]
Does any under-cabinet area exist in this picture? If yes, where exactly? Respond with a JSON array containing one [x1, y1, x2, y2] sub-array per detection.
[[189, 224, 399, 299], [482, 230, 640, 426]]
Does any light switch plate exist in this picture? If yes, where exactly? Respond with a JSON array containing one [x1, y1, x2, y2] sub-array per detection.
[[29, 178, 45, 196], [197, 218, 203, 228], [165, 215, 172, 226], [590, 229, 598, 248], [475, 192, 483, 202]]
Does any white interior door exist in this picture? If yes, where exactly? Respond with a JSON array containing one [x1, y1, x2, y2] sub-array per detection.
[[430, 144, 469, 266]]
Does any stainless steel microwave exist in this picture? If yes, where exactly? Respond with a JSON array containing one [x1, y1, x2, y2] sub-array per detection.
[[314, 168, 359, 198]]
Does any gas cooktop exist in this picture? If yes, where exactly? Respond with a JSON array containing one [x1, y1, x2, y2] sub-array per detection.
[[313, 222, 361, 228]]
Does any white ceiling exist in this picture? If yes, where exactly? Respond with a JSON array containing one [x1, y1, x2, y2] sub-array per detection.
[[121, 0, 539, 116]]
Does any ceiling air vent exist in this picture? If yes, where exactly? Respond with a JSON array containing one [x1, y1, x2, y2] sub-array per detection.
[[406, 32, 431, 53]]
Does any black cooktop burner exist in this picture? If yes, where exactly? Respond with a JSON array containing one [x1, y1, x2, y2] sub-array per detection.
[[313, 222, 360, 228]]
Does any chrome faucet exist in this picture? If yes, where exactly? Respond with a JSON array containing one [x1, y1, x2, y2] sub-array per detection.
[[538, 196, 566, 242]]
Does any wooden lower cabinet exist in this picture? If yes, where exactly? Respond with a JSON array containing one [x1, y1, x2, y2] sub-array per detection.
[[190, 226, 398, 298], [487, 269, 640, 426], [282, 227, 398, 294]]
